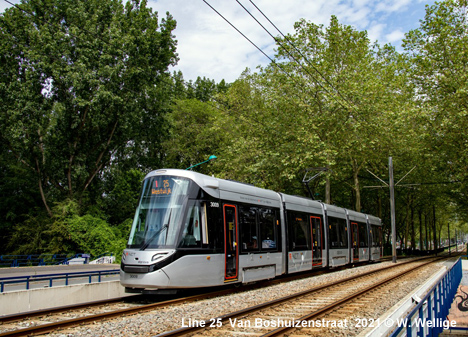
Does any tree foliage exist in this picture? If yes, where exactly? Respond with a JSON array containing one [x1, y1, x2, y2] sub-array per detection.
[[1, 0, 468, 256], [0, 0, 177, 216]]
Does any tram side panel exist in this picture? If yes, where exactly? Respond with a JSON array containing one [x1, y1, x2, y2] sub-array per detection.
[[358, 222, 370, 261], [235, 203, 283, 283], [370, 224, 383, 260], [218, 186, 284, 285], [280, 194, 326, 274], [159, 199, 227, 288], [347, 210, 371, 263], [286, 210, 314, 273], [120, 169, 384, 293], [325, 204, 349, 267], [367, 215, 383, 261]]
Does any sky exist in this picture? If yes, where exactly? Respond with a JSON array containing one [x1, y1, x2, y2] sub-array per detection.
[[1, 0, 436, 83]]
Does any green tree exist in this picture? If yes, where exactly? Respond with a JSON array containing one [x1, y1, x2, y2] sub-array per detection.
[[102, 168, 145, 225], [217, 17, 416, 212], [403, 0, 468, 201], [0, 0, 177, 216], [163, 98, 232, 173]]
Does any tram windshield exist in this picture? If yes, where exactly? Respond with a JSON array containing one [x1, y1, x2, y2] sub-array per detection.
[[127, 175, 195, 249]]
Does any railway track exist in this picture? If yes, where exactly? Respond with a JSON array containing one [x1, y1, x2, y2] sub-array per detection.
[[0, 287, 243, 337], [0, 257, 392, 337], [156, 257, 446, 337], [0, 256, 442, 336]]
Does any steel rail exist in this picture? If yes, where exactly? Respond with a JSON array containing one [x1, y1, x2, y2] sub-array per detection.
[[0, 255, 444, 336], [0, 296, 140, 323], [0, 255, 396, 326], [155, 256, 442, 337], [262, 258, 445, 336], [0, 288, 239, 337]]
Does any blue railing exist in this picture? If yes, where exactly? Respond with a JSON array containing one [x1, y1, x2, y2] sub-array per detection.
[[0, 253, 114, 267], [0, 269, 120, 293], [390, 258, 463, 337]]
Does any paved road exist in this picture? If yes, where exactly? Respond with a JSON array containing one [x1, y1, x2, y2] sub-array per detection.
[[0, 264, 121, 292], [0, 264, 119, 277]]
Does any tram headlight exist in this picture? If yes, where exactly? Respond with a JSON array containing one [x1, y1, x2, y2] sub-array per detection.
[[152, 252, 168, 262]]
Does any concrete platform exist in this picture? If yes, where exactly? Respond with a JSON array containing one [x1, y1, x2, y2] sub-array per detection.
[[0, 280, 133, 316], [0, 264, 134, 316], [360, 257, 465, 337], [445, 259, 468, 331]]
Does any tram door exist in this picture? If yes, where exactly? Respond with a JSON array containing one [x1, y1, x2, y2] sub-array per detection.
[[223, 204, 238, 281], [310, 216, 323, 266], [352, 222, 359, 262]]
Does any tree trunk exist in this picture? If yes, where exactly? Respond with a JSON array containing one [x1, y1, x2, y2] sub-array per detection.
[[325, 175, 331, 204], [410, 195, 415, 252], [352, 159, 361, 212], [425, 212, 429, 250], [419, 210, 423, 251], [404, 196, 410, 250], [38, 177, 52, 217], [35, 158, 52, 217], [433, 205, 437, 252]]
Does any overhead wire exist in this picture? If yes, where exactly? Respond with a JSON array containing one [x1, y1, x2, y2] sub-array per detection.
[[201, 0, 320, 108], [200, 0, 340, 137], [200, 0, 360, 152], [201, 0, 363, 143], [3, 0, 293, 127], [246, 0, 359, 112], [234, 0, 355, 112], [2, 0, 240, 134]]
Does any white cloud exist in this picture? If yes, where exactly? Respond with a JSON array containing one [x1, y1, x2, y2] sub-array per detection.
[[0, 0, 18, 13], [2, 0, 435, 83], [375, 0, 412, 13], [367, 23, 386, 43], [385, 29, 406, 44], [152, 0, 435, 82]]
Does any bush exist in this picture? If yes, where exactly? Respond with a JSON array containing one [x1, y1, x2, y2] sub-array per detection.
[[67, 214, 126, 258]]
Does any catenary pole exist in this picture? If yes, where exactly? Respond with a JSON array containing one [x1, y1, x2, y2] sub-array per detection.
[[448, 222, 451, 256], [389, 157, 397, 263]]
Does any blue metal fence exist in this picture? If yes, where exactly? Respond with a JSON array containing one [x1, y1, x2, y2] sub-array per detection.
[[0, 269, 120, 292], [0, 253, 114, 267], [390, 258, 463, 337]]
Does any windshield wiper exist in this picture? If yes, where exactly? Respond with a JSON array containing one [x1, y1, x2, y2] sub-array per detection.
[[140, 224, 168, 251]]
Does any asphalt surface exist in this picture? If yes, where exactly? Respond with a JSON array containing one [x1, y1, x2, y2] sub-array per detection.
[[0, 264, 121, 292], [0, 264, 119, 278]]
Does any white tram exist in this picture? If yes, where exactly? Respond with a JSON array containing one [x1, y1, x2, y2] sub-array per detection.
[[120, 169, 383, 293]]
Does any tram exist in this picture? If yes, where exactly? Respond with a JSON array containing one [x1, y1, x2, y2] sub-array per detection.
[[120, 169, 383, 293]]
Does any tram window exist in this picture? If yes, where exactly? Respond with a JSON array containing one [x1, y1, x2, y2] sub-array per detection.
[[259, 208, 277, 250], [288, 211, 310, 251], [358, 222, 368, 247], [179, 202, 202, 248], [201, 203, 208, 244], [371, 225, 382, 247], [206, 201, 222, 251], [328, 216, 348, 248], [239, 205, 258, 252], [311, 216, 322, 249]]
